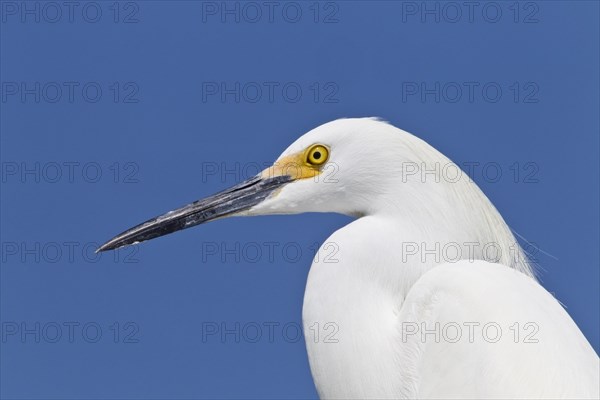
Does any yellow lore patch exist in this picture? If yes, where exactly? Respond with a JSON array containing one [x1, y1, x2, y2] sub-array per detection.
[[260, 144, 330, 180]]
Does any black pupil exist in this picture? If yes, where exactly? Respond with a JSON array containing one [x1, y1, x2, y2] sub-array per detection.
[[313, 151, 321, 160]]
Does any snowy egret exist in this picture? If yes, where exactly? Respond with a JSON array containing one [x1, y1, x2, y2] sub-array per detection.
[[98, 118, 599, 399]]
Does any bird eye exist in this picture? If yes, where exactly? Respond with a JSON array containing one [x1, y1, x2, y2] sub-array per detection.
[[306, 144, 329, 166]]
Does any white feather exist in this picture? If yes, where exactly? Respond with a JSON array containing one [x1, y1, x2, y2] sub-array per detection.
[[249, 118, 598, 399]]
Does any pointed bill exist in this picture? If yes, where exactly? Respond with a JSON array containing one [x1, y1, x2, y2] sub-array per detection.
[[96, 175, 292, 252]]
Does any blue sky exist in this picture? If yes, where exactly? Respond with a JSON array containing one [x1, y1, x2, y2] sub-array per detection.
[[1, 1, 598, 398]]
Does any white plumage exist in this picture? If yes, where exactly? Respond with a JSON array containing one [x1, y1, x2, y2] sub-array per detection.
[[99, 118, 599, 399], [251, 118, 598, 399]]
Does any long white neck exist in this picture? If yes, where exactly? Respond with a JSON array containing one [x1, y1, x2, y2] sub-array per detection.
[[303, 207, 531, 399], [378, 173, 534, 279], [302, 138, 534, 399]]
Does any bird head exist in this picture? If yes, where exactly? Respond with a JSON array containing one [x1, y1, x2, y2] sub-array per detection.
[[247, 117, 417, 217], [96, 118, 487, 253]]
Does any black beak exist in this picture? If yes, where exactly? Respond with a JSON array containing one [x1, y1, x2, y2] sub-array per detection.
[[96, 175, 292, 252]]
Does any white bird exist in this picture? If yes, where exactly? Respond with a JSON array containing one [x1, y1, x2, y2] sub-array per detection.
[[98, 118, 599, 399]]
